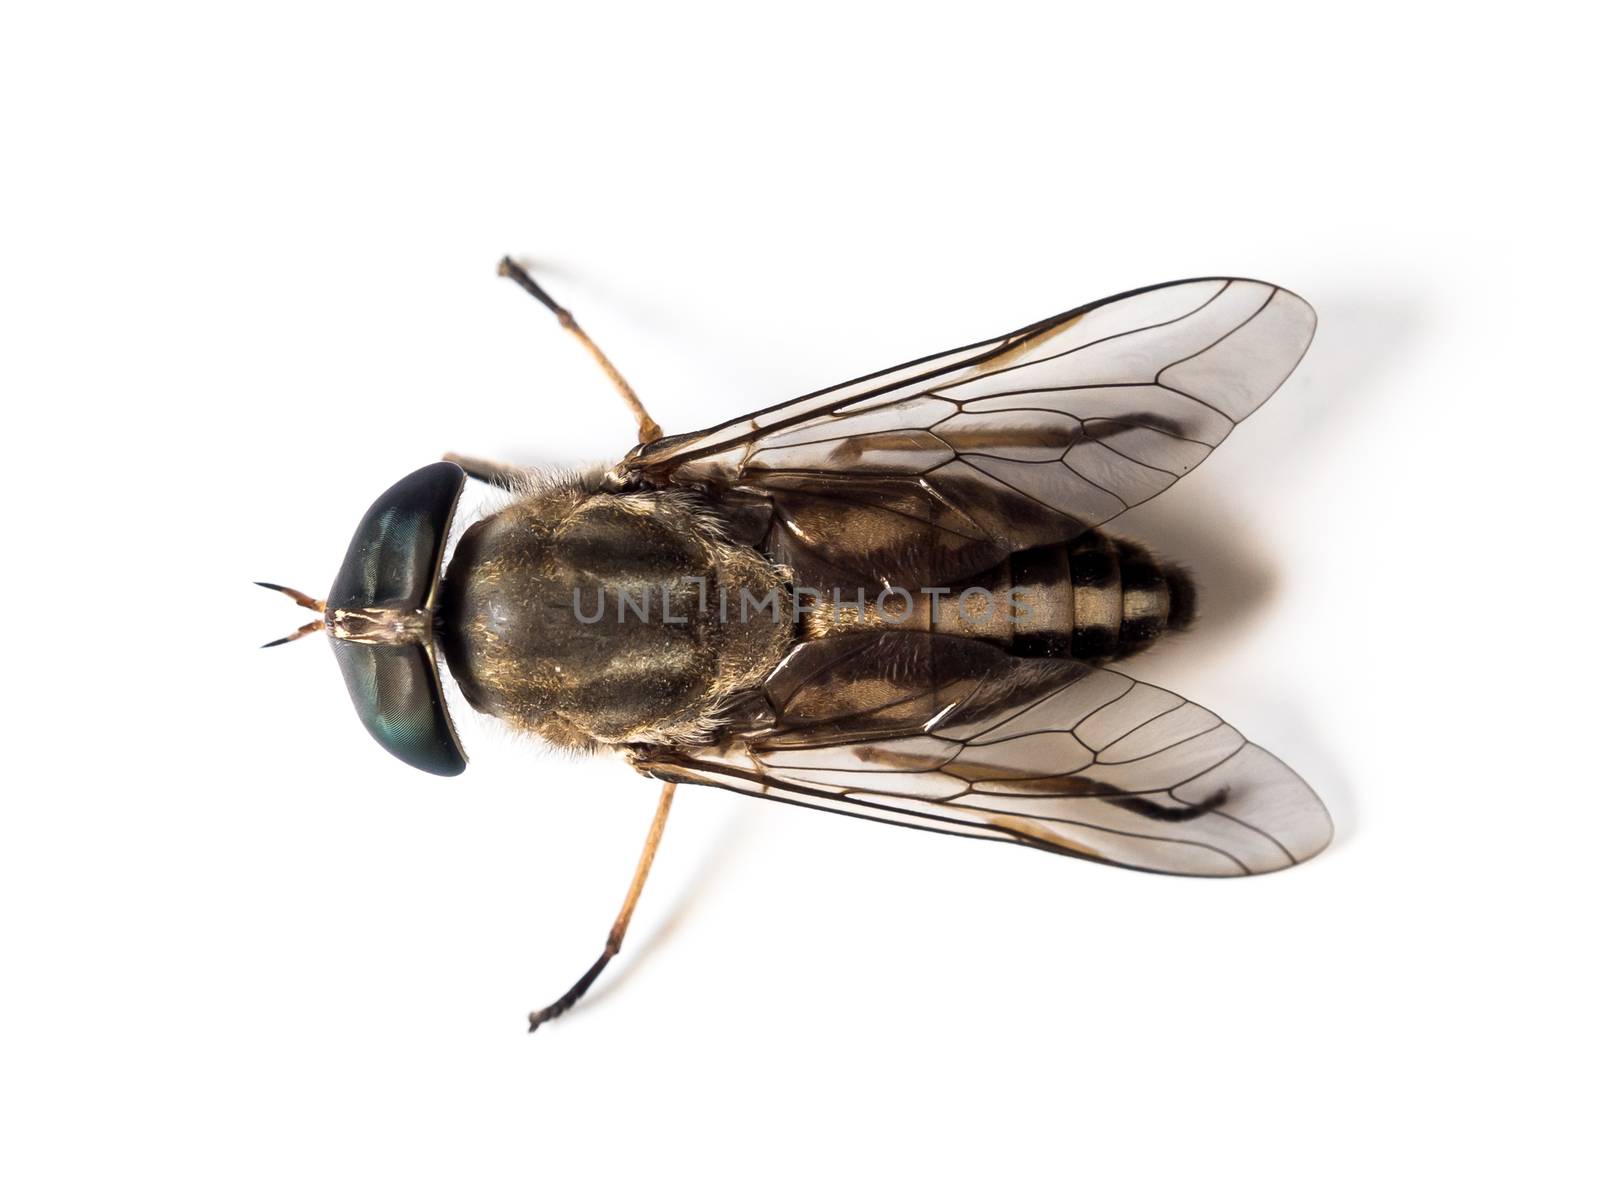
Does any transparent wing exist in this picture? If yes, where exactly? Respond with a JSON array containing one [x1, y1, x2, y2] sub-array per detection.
[[634, 633, 1331, 877], [626, 279, 1315, 565]]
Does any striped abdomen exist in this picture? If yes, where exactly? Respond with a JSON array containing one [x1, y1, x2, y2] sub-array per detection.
[[805, 530, 1195, 664], [1006, 531, 1195, 662]]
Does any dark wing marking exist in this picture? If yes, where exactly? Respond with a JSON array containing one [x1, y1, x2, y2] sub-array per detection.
[[624, 279, 1315, 576], [633, 633, 1330, 877]]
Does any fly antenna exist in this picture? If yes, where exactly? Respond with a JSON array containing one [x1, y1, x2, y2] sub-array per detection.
[[256, 581, 328, 648], [261, 619, 325, 649], [255, 581, 327, 612]]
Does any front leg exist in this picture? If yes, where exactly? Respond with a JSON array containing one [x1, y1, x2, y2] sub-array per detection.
[[441, 452, 535, 492]]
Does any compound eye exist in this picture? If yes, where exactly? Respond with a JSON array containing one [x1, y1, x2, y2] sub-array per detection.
[[330, 640, 466, 777], [327, 462, 469, 775]]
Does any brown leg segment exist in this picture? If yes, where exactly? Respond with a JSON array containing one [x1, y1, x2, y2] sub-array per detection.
[[497, 256, 663, 446], [527, 781, 676, 1032], [441, 452, 536, 491]]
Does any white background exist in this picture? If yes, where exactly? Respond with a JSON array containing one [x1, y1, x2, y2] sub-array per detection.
[[3, 4, 1596, 1197]]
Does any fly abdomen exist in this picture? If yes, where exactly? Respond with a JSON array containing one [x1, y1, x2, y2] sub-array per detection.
[[799, 530, 1194, 664], [1010, 531, 1195, 663]]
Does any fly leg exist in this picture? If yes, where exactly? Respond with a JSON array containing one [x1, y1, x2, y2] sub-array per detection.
[[441, 452, 535, 491], [497, 256, 663, 446], [527, 782, 676, 1033]]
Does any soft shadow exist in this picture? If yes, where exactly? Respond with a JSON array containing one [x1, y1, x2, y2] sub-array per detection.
[[1118, 282, 1430, 841], [1112, 490, 1281, 655]]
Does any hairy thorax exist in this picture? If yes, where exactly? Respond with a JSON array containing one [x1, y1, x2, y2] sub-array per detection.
[[439, 480, 793, 751]]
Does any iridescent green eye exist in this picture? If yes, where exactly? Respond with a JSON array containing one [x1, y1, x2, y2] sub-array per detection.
[[329, 639, 465, 777], [327, 462, 468, 776]]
